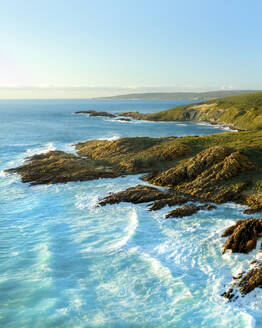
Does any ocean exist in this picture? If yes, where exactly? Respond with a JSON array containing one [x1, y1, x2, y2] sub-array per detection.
[[0, 99, 261, 328]]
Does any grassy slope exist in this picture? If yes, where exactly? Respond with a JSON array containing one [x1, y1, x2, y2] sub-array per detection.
[[145, 91, 262, 131]]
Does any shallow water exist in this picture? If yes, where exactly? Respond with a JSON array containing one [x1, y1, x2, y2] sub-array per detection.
[[0, 99, 261, 327]]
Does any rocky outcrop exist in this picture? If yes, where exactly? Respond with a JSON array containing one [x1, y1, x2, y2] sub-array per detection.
[[165, 203, 216, 218], [222, 218, 262, 254], [75, 110, 116, 118], [223, 250, 262, 300], [244, 193, 262, 214], [222, 217, 262, 300], [148, 194, 188, 211], [116, 111, 146, 120], [5, 151, 121, 185], [98, 185, 170, 206], [146, 146, 235, 186], [146, 146, 254, 204]]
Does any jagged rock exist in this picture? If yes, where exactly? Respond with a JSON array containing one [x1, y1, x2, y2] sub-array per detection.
[[223, 254, 262, 299], [75, 110, 116, 118], [98, 185, 170, 206], [148, 194, 188, 211], [222, 218, 262, 253], [5, 151, 121, 185], [146, 146, 254, 204], [244, 193, 262, 214], [147, 146, 235, 186], [221, 288, 235, 300], [238, 263, 262, 295], [165, 203, 216, 218]]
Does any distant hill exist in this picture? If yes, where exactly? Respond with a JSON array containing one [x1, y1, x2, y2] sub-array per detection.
[[99, 90, 259, 101], [118, 91, 262, 131]]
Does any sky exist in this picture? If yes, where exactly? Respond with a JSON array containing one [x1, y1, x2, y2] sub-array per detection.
[[0, 0, 261, 98]]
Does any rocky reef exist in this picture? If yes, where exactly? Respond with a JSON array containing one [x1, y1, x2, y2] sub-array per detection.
[[5, 150, 122, 185], [222, 217, 262, 300], [75, 110, 116, 118], [165, 203, 216, 218], [98, 185, 170, 206]]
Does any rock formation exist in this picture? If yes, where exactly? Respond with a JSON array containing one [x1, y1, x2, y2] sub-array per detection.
[[75, 110, 116, 118], [165, 203, 216, 218], [98, 185, 170, 206]]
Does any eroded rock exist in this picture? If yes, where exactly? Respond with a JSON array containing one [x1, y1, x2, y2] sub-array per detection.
[[222, 218, 262, 254], [244, 193, 262, 214], [5, 150, 121, 185], [148, 194, 188, 211], [165, 203, 216, 218], [98, 185, 169, 206]]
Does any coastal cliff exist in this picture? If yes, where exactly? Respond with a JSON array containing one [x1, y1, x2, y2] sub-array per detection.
[[119, 91, 262, 131]]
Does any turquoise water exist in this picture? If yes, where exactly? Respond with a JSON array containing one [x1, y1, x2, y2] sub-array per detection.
[[0, 99, 261, 327]]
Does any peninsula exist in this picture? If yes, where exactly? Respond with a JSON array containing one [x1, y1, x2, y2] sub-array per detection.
[[6, 91, 262, 299]]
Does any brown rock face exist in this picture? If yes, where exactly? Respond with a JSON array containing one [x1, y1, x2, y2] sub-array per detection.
[[165, 203, 216, 218], [237, 261, 262, 295], [146, 146, 254, 204], [147, 146, 234, 186], [148, 194, 188, 211], [222, 218, 262, 254], [98, 185, 170, 206], [244, 193, 262, 214], [223, 251, 262, 300], [5, 151, 120, 185]]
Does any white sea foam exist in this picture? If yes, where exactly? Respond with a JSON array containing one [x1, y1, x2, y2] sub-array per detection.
[[98, 135, 120, 141], [107, 208, 138, 251]]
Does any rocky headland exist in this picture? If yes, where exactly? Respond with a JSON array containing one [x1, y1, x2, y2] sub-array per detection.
[[5, 91, 262, 298]]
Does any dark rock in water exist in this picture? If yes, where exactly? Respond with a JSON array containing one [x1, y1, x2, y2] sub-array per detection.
[[5, 150, 121, 185], [165, 203, 216, 218], [148, 194, 188, 211], [75, 110, 116, 118], [222, 218, 262, 254], [222, 217, 262, 299], [237, 262, 262, 295], [114, 117, 132, 122], [221, 288, 235, 301], [223, 253, 262, 299], [98, 185, 169, 206]]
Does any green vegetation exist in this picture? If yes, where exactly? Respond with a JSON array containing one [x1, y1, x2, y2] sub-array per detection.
[[145, 91, 262, 131]]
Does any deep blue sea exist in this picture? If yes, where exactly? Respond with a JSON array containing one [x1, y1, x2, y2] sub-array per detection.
[[0, 99, 261, 328]]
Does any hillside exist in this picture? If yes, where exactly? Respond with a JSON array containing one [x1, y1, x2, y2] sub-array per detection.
[[99, 90, 259, 101], [120, 91, 262, 131]]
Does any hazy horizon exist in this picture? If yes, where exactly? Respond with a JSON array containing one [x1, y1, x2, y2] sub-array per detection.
[[0, 0, 261, 98]]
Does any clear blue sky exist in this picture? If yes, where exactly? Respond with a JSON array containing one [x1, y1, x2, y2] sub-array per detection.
[[0, 0, 261, 97]]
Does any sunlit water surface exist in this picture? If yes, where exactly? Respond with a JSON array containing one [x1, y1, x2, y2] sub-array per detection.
[[0, 99, 261, 328]]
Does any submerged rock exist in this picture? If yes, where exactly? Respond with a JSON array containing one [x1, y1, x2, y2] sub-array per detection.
[[98, 185, 170, 206], [165, 203, 216, 218], [75, 110, 116, 118], [148, 194, 188, 211], [114, 117, 132, 122], [222, 218, 262, 254]]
